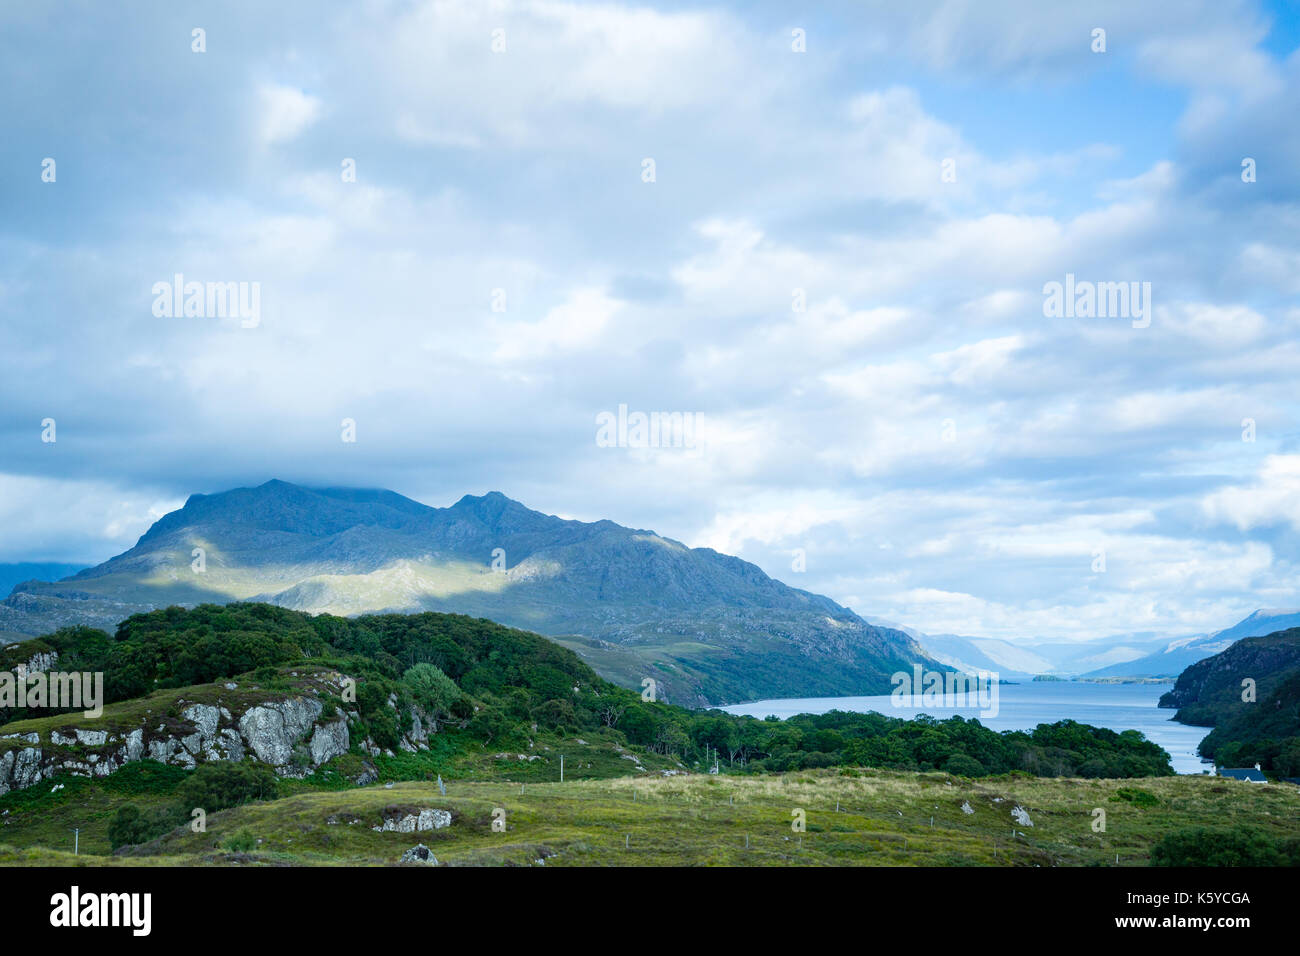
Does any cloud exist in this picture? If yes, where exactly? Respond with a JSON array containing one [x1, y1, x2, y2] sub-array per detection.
[[257, 83, 323, 145], [1, 0, 1298, 646], [1203, 456, 1300, 531]]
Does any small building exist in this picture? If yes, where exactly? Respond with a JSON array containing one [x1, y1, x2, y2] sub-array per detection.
[[1217, 763, 1268, 783]]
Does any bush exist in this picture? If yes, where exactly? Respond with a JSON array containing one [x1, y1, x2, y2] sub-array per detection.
[[1111, 787, 1159, 808], [403, 663, 462, 718], [177, 761, 278, 813], [1150, 827, 1296, 866], [943, 754, 986, 777], [101, 760, 189, 796], [222, 828, 257, 853], [108, 803, 181, 850]]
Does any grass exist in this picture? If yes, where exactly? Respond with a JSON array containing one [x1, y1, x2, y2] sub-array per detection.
[[0, 726, 683, 857], [4, 769, 1297, 866]]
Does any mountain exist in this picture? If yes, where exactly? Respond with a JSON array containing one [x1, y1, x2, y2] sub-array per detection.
[[1157, 628, 1300, 773], [907, 632, 1052, 680], [0, 480, 937, 706], [1078, 610, 1300, 679], [906, 628, 1173, 679]]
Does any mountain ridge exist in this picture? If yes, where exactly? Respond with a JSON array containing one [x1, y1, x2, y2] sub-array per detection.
[[0, 480, 936, 706]]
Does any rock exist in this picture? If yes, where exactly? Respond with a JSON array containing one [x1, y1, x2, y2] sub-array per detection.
[[309, 718, 349, 765], [399, 844, 438, 865], [148, 738, 196, 769], [417, 809, 451, 831], [182, 704, 221, 740], [213, 728, 245, 762], [238, 698, 323, 766], [0, 675, 361, 795], [1011, 805, 1033, 827], [373, 809, 452, 833], [124, 729, 144, 762], [960, 801, 974, 815], [11, 748, 43, 791]]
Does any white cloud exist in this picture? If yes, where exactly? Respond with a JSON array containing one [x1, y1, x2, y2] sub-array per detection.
[[1203, 456, 1300, 531], [257, 83, 323, 145], [0, 476, 180, 563]]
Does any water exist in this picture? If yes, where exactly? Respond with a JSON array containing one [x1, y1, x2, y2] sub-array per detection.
[[720, 681, 1213, 775]]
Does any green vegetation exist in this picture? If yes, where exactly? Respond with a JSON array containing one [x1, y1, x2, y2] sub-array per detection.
[[4, 602, 1295, 867], [3, 771, 1298, 867], [1150, 826, 1300, 867], [3, 603, 1174, 778], [1158, 629, 1300, 775]]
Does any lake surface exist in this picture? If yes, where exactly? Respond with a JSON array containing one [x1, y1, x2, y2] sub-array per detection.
[[720, 681, 1213, 775]]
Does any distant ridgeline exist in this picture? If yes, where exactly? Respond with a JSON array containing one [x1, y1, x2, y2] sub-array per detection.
[[1159, 628, 1300, 775], [0, 603, 1174, 803]]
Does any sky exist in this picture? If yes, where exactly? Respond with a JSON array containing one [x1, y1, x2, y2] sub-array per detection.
[[1, 1, 1298, 644]]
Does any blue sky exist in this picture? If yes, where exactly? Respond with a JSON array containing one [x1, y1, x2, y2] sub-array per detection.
[[2, 0, 1299, 643]]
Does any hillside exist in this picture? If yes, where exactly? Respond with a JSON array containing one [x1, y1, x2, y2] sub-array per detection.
[[1158, 629, 1300, 772], [0, 603, 1174, 798], [5, 771, 1298, 868], [2, 603, 1293, 867], [0, 480, 935, 705]]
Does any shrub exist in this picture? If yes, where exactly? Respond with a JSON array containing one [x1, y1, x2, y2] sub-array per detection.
[[108, 803, 181, 850], [403, 663, 462, 718], [177, 761, 278, 813], [943, 754, 987, 777], [1150, 827, 1293, 866], [1111, 787, 1159, 807], [221, 828, 257, 853]]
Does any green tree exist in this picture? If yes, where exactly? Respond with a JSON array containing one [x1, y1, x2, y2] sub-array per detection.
[[403, 662, 462, 718]]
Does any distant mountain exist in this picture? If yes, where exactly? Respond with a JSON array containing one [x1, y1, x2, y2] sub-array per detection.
[[0, 480, 937, 707], [0, 563, 89, 641], [907, 629, 1170, 679], [1079, 610, 1300, 679], [907, 633, 1052, 679]]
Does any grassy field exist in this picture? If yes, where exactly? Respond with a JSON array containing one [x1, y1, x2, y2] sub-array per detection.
[[4, 769, 1297, 866]]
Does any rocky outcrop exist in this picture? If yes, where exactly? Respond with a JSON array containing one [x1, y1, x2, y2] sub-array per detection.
[[372, 808, 452, 833], [0, 674, 356, 796], [399, 844, 438, 865], [239, 699, 323, 766]]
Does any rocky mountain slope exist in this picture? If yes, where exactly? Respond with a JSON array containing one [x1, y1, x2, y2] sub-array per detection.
[[1158, 628, 1300, 725], [1157, 629, 1300, 771], [0, 480, 936, 705]]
